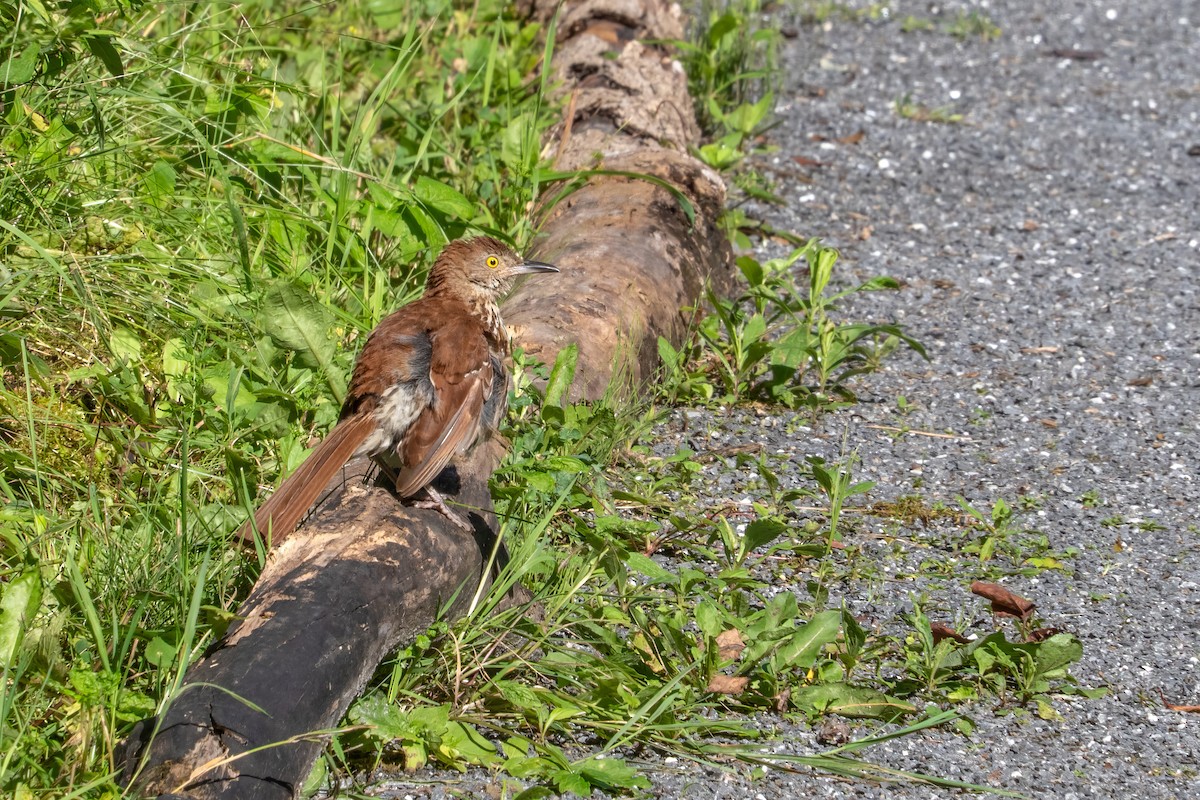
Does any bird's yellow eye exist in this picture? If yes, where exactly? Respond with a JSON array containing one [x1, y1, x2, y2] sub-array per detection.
[[485, 255, 499, 269]]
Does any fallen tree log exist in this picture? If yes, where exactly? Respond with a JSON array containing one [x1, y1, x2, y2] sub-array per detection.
[[120, 0, 735, 795], [511, 0, 737, 398], [120, 441, 506, 798]]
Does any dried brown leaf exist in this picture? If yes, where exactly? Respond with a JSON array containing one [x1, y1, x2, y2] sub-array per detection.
[[716, 628, 745, 661], [815, 717, 852, 744], [970, 581, 1036, 621], [791, 155, 827, 168], [930, 622, 971, 644], [1026, 627, 1063, 643], [707, 674, 750, 695], [1158, 689, 1200, 713]]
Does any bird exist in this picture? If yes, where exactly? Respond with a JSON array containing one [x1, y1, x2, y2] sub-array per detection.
[[238, 236, 557, 545]]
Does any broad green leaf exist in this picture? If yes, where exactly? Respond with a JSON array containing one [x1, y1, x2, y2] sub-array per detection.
[[771, 326, 813, 369], [743, 518, 788, 553], [694, 600, 724, 638], [1029, 633, 1083, 677], [441, 721, 500, 767], [775, 609, 840, 669], [792, 683, 916, 720], [108, 326, 142, 363], [542, 343, 577, 409], [0, 43, 38, 86], [724, 93, 772, 135], [554, 769, 591, 796], [143, 160, 176, 204], [625, 551, 672, 582], [737, 255, 764, 288], [544, 455, 587, 473], [742, 313, 767, 345], [809, 246, 838, 300], [143, 636, 177, 669], [841, 607, 866, 658], [202, 364, 255, 412], [520, 471, 555, 493], [576, 756, 651, 790], [657, 336, 679, 368], [413, 175, 475, 219], [707, 12, 741, 46], [0, 568, 41, 667], [501, 112, 537, 171], [162, 337, 188, 383], [347, 695, 410, 740], [495, 678, 541, 711], [261, 283, 344, 401], [856, 275, 900, 291], [697, 140, 743, 170], [85, 34, 124, 78]]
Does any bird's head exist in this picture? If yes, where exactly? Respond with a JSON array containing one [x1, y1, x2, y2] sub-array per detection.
[[427, 236, 558, 300]]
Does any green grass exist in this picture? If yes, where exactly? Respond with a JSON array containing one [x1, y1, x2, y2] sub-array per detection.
[[2, 0, 559, 792], [1, 0, 1090, 796]]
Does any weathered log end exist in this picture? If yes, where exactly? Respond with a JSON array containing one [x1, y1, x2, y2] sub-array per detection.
[[121, 449, 501, 798]]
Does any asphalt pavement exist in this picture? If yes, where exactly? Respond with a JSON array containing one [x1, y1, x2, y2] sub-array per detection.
[[700, 0, 1198, 796]]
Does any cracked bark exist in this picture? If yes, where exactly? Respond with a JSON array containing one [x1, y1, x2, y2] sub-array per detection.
[[119, 0, 734, 795]]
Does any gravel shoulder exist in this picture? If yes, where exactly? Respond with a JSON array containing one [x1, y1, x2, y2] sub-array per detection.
[[689, 1, 1198, 796]]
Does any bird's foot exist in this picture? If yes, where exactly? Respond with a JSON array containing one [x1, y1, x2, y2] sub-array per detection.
[[411, 485, 473, 532]]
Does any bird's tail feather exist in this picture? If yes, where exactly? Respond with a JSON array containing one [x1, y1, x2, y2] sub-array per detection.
[[237, 413, 375, 547]]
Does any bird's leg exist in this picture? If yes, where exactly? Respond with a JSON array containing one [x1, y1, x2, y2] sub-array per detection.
[[410, 484, 473, 532]]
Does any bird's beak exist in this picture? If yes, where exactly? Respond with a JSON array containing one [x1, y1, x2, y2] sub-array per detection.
[[515, 259, 559, 275]]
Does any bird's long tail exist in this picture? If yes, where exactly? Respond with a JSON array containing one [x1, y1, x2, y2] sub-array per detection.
[[237, 413, 375, 547]]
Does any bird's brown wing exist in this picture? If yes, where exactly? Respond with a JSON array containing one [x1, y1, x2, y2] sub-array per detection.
[[342, 307, 436, 418], [237, 411, 376, 546], [393, 316, 493, 497]]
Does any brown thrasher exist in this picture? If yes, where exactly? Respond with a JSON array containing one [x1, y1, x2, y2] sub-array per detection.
[[239, 236, 557, 545]]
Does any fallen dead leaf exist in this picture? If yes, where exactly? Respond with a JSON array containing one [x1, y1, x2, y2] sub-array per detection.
[[815, 717, 852, 744], [1158, 689, 1200, 713], [1044, 48, 1105, 61], [930, 622, 971, 644], [716, 628, 745, 661], [791, 155, 828, 167], [707, 674, 750, 695], [1026, 627, 1063, 643], [971, 581, 1036, 621], [1020, 346, 1059, 354]]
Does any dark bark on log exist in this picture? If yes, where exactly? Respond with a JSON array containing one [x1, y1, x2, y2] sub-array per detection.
[[120, 0, 734, 795], [121, 442, 505, 798]]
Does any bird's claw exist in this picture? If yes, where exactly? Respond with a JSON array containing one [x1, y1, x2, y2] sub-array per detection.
[[410, 485, 473, 531]]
